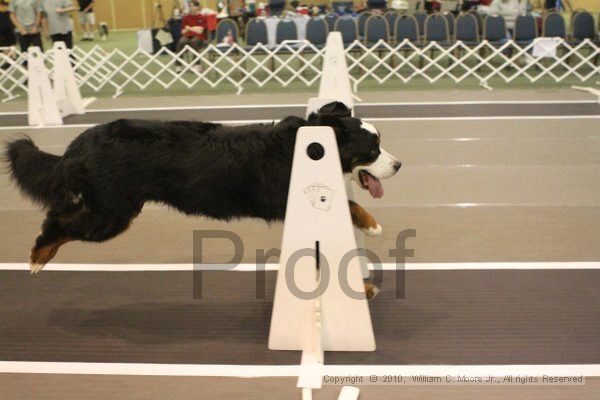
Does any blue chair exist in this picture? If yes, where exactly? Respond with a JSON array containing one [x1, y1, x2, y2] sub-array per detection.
[[394, 15, 420, 45], [325, 13, 338, 32], [455, 13, 479, 45], [514, 14, 537, 46], [358, 12, 371, 38], [276, 19, 298, 44], [468, 10, 483, 34], [424, 13, 450, 45], [392, 15, 422, 68], [334, 17, 359, 46], [242, 19, 267, 71], [245, 18, 268, 46], [384, 11, 398, 33], [570, 9, 585, 25], [216, 18, 239, 44], [444, 12, 455, 37], [571, 11, 596, 43], [451, 13, 479, 69], [306, 18, 328, 48], [364, 15, 390, 46], [413, 11, 427, 39], [483, 15, 507, 45], [542, 11, 566, 38]]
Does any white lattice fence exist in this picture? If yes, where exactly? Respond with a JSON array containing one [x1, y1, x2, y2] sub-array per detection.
[[0, 47, 27, 101], [1, 38, 599, 101], [345, 38, 600, 90]]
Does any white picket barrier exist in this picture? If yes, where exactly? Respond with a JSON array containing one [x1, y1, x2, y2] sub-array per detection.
[[2, 37, 598, 101]]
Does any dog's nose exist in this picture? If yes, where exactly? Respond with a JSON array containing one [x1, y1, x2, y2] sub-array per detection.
[[393, 161, 402, 172]]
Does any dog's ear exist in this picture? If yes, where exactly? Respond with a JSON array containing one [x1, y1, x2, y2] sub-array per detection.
[[317, 101, 352, 117], [307, 102, 351, 124], [307, 111, 319, 124], [313, 114, 347, 134]]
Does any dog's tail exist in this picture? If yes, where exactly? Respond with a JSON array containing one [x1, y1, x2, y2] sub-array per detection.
[[4, 136, 65, 208]]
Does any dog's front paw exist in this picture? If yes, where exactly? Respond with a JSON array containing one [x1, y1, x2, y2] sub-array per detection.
[[364, 283, 380, 300], [29, 251, 46, 274], [363, 224, 382, 237]]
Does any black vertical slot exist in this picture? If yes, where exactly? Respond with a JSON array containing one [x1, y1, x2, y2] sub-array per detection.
[[315, 240, 320, 271]]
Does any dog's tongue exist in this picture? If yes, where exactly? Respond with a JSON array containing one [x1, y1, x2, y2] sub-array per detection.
[[366, 174, 384, 198]]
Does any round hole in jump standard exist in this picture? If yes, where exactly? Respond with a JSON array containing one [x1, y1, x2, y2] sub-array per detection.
[[306, 142, 325, 160]]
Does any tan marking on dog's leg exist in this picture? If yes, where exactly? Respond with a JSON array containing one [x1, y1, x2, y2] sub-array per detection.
[[364, 283, 380, 300], [349, 201, 382, 236], [30, 237, 70, 274]]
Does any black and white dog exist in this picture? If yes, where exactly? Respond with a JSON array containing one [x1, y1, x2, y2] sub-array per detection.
[[5, 102, 401, 279]]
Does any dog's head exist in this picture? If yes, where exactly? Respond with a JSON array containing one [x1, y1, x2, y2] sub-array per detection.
[[308, 102, 401, 199]]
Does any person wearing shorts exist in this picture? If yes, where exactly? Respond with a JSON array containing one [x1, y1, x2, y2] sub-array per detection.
[[78, 0, 94, 40]]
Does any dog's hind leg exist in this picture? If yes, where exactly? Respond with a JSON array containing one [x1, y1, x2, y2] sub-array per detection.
[[30, 206, 141, 274]]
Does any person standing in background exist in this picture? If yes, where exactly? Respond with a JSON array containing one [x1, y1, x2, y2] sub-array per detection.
[[41, 0, 76, 48], [78, 0, 95, 41], [0, 0, 17, 48], [0, 0, 17, 69], [8, 0, 43, 52]]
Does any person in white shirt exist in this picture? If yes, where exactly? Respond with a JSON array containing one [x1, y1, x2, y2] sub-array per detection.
[[481, 0, 527, 33]]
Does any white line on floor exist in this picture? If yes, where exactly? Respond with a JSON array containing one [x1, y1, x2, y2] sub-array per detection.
[[3, 203, 600, 211], [361, 100, 598, 106], [364, 115, 600, 122], [1, 115, 599, 131], [0, 262, 598, 272], [0, 361, 599, 377], [0, 99, 596, 116], [0, 123, 96, 130], [0, 104, 306, 115]]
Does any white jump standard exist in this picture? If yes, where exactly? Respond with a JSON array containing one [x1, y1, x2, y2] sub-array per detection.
[[269, 126, 375, 400], [269, 32, 379, 400], [27, 41, 95, 126]]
